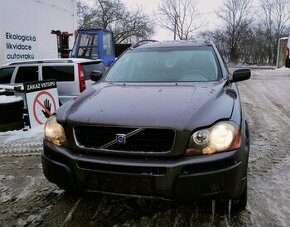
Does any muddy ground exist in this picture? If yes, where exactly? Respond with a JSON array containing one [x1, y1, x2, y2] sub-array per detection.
[[1, 69, 290, 226]]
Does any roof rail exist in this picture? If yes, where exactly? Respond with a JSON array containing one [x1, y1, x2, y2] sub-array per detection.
[[132, 39, 158, 48], [8, 59, 74, 65]]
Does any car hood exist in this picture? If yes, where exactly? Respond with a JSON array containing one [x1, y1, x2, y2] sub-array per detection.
[[59, 81, 235, 131]]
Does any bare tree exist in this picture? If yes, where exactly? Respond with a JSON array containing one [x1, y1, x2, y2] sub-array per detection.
[[157, 0, 203, 40], [199, 22, 274, 65], [77, 0, 154, 43], [198, 30, 228, 60], [260, 0, 290, 64], [217, 0, 253, 62], [199, 0, 290, 65], [77, 1, 95, 29]]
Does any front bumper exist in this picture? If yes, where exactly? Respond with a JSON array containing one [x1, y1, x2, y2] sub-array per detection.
[[42, 140, 248, 201]]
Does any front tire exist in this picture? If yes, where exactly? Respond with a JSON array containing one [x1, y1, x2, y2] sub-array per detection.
[[286, 58, 290, 68]]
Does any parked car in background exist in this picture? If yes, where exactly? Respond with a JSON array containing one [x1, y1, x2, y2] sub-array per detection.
[[42, 40, 251, 209], [0, 58, 105, 104]]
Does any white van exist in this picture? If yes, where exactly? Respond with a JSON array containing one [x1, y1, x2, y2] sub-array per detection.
[[0, 58, 105, 104]]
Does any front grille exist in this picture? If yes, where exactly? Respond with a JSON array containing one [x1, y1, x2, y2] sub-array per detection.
[[74, 126, 175, 153]]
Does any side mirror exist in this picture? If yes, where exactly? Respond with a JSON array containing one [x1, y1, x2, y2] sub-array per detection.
[[90, 70, 103, 82], [231, 69, 251, 82]]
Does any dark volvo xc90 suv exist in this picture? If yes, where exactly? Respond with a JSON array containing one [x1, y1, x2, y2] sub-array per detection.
[[42, 40, 250, 209]]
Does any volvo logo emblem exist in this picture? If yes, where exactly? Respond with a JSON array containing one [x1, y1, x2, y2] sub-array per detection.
[[116, 134, 126, 144]]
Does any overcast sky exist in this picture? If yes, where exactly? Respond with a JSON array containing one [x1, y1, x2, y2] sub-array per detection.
[[122, 0, 225, 40]]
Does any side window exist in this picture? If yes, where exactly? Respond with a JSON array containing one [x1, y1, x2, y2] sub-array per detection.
[[103, 32, 114, 56], [0, 67, 15, 83], [75, 33, 98, 58], [15, 66, 38, 83], [42, 66, 74, 81]]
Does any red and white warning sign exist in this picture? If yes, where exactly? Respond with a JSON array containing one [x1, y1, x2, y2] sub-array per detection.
[[25, 80, 59, 128]]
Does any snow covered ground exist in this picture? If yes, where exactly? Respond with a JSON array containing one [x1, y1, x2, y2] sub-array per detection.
[[0, 125, 44, 156], [0, 125, 43, 143]]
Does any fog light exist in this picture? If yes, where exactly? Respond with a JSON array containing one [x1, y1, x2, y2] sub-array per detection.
[[192, 129, 209, 146]]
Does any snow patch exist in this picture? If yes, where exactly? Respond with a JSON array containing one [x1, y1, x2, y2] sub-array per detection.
[[0, 189, 13, 203], [0, 176, 15, 203], [0, 125, 44, 144], [0, 95, 23, 104], [18, 176, 37, 199]]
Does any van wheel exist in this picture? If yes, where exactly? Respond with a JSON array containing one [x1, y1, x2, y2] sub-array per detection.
[[0, 98, 24, 115], [0, 120, 24, 132], [0, 112, 24, 124], [0, 97, 24, 131]]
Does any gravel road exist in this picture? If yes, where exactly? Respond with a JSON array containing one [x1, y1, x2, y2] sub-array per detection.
[[1, 69, 290, 226]]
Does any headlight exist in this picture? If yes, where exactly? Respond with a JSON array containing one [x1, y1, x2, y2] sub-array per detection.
[[44, 115, 67, 146], [185, 122, 240, 156]]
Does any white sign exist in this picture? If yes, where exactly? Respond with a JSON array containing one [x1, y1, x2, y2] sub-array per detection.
[[4, 31, 38, 61], [25, 81, 59, 128]]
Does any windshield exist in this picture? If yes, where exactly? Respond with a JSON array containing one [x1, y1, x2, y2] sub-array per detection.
[[104, 47, 221, 82]]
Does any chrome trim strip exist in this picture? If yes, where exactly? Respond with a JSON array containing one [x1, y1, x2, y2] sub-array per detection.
[[100, 128, 144, 149], [73, 126, 85, 148]]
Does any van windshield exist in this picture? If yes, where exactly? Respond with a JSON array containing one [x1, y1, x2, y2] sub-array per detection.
[[104, 47, 221, 82]]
